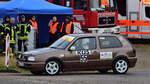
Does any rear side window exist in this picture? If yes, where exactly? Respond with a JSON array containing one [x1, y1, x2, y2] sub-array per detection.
[[99, 36, 122, 49]]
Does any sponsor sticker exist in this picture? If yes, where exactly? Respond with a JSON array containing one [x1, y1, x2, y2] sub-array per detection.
[[100, 52, 113, 60]]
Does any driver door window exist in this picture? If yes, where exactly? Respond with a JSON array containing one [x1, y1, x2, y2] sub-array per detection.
[[71, 38, 96, 51]]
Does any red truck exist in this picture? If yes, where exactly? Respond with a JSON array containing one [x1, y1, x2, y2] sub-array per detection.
[[46, 0, 120, 33]]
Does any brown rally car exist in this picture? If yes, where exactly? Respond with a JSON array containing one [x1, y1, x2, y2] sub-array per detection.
[[17, 33, 137, 75]]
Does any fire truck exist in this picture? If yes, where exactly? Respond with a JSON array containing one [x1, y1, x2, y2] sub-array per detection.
[[46, 0, 120, 33], [118, 0, 150, 39]]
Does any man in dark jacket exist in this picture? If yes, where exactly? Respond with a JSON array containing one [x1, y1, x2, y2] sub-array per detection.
[[0, 16, 10, 53], [60, 16, 74, 36], [5, 17, 17, 56], [17, 15, 31, 54]]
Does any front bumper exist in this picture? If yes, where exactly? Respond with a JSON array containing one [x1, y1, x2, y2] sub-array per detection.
[[17, 61, 45, 71], [128, 57, 137, 68]]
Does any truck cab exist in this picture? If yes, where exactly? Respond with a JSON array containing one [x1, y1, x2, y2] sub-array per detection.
[[46, 0, 120, 34]]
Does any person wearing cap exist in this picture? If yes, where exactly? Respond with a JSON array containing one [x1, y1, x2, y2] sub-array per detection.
[[29, 16, 39, 48], [5, 17, 17, 56], [49, 16, 60, 45], [0, 16, 10, 53], [60, 16, 74, 36], [16, 15, 31, 54], [29, 16, 38, 34]]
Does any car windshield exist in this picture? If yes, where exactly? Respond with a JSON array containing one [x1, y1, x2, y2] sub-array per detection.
[[50, 35, 75, 49], [89, 0, 116, 11]]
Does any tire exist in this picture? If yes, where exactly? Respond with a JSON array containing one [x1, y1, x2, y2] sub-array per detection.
[[112, 58, 129, 74], [98, 69, 108, 74], [45, 60, 61, 75], [30, 71, 43, 75]]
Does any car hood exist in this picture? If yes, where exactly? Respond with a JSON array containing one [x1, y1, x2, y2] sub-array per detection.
[[23, 47, 62, 56]]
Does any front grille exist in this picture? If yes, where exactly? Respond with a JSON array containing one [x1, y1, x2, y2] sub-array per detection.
[[98, 16, 115, 26]]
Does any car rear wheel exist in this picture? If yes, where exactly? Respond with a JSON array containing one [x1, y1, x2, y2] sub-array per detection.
[[45, 60, 61, 75], [98, 69, 109, 74], [112, 58, 128, 74]]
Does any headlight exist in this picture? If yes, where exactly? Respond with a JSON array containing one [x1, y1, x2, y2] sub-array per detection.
[[27, 57, 35, 61]]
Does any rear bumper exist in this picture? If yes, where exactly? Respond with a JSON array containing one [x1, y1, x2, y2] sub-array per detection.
[[128, 57, 137, 68], [17, 61, 45, 71]]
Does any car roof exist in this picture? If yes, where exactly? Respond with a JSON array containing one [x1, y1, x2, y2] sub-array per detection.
[[69, 33, 119, 37]]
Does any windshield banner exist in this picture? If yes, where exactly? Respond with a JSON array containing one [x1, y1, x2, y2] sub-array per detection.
[[62, 36, 75, 42]]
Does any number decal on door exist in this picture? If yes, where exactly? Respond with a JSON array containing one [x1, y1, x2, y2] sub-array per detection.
[[76, 50, 90, 63]]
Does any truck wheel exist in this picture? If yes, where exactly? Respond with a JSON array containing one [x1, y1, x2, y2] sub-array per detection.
[[30, 71, 43, 75], [112, 58, 128, 74], [45, 60, 61, 75], [98, 69, 108, 74]]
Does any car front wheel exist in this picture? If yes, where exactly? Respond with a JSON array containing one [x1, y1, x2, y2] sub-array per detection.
[[112, 58, 128, 74], [45, 60, 61, 75]]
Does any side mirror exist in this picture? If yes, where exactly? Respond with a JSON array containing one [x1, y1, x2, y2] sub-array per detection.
[[70, 46, 76, 51]]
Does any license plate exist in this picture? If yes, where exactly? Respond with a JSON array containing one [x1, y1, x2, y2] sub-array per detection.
[[18, 61, 24, 67]]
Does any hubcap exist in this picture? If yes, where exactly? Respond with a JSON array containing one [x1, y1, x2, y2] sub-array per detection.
[[115, 60, 128, 73], [46, 61, 59, 75]]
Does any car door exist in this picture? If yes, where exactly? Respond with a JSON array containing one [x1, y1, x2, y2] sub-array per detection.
[[96, 36, 120, 69], [64, 37, 99, 70]]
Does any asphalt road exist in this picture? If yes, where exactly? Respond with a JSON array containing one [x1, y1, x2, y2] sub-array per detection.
[[0, 70, 150, 84]]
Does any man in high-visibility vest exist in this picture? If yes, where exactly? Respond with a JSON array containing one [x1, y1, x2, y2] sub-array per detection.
[[60, 16, 74, 36], [16, 15, 31, 54], [5, 17, 17, 56], [49, 16, 60, 45], [29, 16, 39, 48], [0, 16, 10, 53], [29, 16, 38, 34]]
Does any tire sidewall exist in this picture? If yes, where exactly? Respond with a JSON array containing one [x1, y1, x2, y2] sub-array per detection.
[[112, 58, 129, 74], [45, 60, 61, 75]]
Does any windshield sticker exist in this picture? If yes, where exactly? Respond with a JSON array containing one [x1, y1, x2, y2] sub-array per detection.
[[62, 36, 75, 42], [100, 52, 113, 60], [76, 50, 90, 63]]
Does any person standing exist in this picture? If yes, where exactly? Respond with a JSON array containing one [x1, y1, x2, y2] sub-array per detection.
[[29, 16, 38, 34], [0, 16, 10, 53], [16, 15, 31, 54], [5, 17, 17, 56], [49, 16, 60, 45], [0, 23, 4, 53], [29, 16, 39, 48], [60, 16, 74, 36]]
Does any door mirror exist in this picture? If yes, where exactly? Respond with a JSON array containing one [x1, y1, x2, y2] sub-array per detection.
[[70, 46, 76, 51]]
